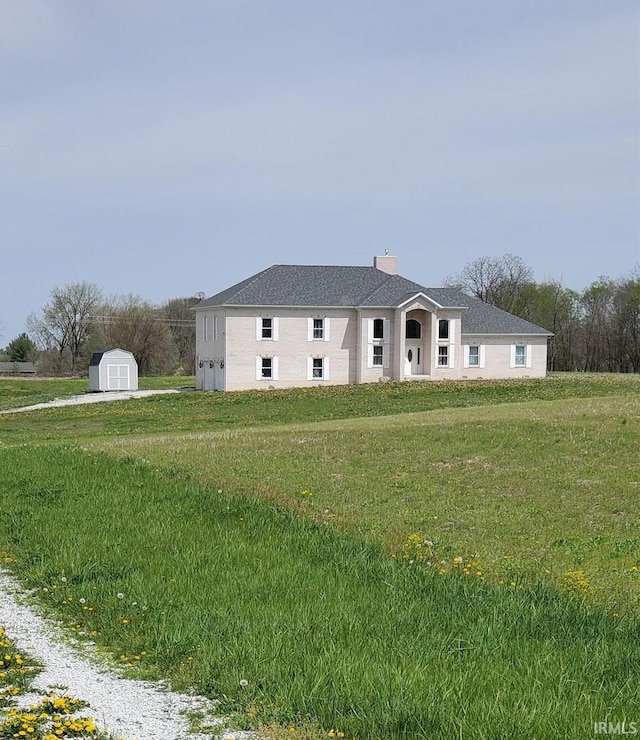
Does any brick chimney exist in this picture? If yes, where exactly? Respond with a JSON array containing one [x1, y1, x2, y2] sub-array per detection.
[[373, 253, 398, 275]]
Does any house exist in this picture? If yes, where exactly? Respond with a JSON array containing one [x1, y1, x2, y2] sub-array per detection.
[[89, 348, 138, 392], [194, 255, 551, 392]]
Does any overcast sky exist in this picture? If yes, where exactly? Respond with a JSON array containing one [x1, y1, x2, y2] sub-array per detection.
[[1, 1, 638, 345]]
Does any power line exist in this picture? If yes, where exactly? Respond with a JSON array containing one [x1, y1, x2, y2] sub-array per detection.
[[89, 315, 195, 327]]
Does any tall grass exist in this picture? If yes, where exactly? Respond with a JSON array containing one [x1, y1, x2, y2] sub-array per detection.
[[1, 445, 638, 739]]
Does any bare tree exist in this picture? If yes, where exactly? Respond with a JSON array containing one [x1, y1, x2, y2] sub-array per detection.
[[27, 282, 102, 373], [446, 254, 535, 316], [93, 295, 178, 375], [162, 297, 197, 373]]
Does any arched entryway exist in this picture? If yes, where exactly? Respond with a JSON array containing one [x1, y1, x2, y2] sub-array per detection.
[[405, 317, 423, 376]]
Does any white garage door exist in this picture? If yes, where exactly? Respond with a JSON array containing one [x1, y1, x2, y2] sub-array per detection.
[[107, 364, 130, 390]]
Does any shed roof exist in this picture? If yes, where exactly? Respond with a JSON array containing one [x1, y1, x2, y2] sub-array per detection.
[[89, 348, 136, 366], [197, 264, 551, 336]]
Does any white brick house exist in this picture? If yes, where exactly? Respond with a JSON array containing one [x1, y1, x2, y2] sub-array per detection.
[[194, 256, 551, 391]]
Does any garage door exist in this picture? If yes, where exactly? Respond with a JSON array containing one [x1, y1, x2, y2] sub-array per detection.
[[107, 364, 130, 390]]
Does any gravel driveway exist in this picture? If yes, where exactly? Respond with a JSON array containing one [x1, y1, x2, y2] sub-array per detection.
[[0, 389, 182, 414]]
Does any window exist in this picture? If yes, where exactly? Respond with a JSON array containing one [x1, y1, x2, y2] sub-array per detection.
[[312, 357, 324, 378], [373, 345, 383, 366], [438, 346, 449, 367], [406, 319, 421, 339], [468, 346, 479, 366], [373, 318, 384, 340], [515, 345, 526, 367], [313, 318, 324, 340], [438, 319, 449, 340], [257, 356, 278, 380], [262, 318, 273, 339], [308, 317, 330, 342]]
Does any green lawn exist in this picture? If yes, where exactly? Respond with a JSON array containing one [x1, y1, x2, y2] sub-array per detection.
[[0, 374, 639, 739]]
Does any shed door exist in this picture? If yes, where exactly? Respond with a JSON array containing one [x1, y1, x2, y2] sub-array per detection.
[[107, 364, 130, 390]]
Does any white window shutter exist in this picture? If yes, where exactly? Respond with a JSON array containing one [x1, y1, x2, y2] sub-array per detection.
[[510, 345, 516, 368], [449, 320, 455, 343], [383, 318, 390, 341], [383, 319, 391, 368], [307, 357, 313, 380], [526, 345, 532, 368], [367, 318, 373, 343], [256, 357, 262, 380], [273, 356, 279, 380], [367, 343, 373, 368], [449, 345, 455, 368], [273, 317, 279, 342], [256, 317, 262, 342], [308, 318, 314, 342], [324, 357, 330, 380], [324, 318, 330, 342], [463, 345, 469, 368], [480, 345, 486, 369], [213, 316, 218, 342]]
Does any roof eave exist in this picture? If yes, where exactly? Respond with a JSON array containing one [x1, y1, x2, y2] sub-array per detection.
[[462, 331, 554, 337]]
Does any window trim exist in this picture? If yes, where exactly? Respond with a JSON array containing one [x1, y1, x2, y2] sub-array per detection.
[[308, 317, 330, 342], [438, 319, 449, 340], [510, 344, 532, 369], [257, 316, 279, 342], [262, 317, 273, 340], [406, 319, 421, 339], [256, 356, 278, 381], [373, 318, 384, 340], [307, 356, 330, 381]]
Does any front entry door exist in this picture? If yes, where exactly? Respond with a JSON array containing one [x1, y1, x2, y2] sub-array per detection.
[[405, 342, 422, 375]]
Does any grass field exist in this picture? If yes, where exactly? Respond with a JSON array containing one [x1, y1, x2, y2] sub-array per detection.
[[0, 374, 639, 738]]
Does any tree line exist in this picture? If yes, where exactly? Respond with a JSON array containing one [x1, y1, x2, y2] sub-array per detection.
[[2, 283, 197, 376], [2, 255, 639, 375], [446, 254, 640, 373]]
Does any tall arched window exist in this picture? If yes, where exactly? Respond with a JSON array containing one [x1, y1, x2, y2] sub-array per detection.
[[406, 319, 421, 339]]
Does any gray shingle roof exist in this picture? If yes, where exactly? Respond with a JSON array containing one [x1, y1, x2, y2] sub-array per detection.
[[198, 264, 551, 336]]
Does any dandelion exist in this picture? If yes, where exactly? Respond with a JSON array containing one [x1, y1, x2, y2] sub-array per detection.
[[116, 592, 124, 599], [60, 577, 67, 583], [239, 679, 249, 688], [79, 598, 85, 604]]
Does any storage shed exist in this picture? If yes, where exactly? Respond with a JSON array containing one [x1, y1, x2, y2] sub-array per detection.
[[89, 348, 138, 392]]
